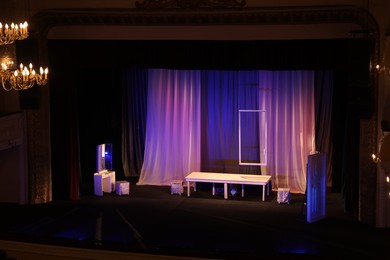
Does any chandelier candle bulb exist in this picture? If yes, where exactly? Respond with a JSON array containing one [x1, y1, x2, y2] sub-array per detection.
[[23, 22, 28, 34], [0, 21, 28, 45], [22, 69, 27, 81]]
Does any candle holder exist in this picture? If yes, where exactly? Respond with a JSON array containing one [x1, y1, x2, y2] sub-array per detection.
[[0, 21, 28, 45]]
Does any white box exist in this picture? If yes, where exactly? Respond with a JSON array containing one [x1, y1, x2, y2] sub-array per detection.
[[277, 188, 290, 204], [171, 180, 183, 195], [94, 170, 116, 196], [116, 181, 130, 195]]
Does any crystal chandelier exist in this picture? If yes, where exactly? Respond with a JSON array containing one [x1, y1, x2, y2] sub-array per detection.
[[1, 63, 48, 91], [0, 21, 28, 45], [0, 17, 49, 91]]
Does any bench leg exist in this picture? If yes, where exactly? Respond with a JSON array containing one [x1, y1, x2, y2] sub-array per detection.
[[267, 180, 270, 195], [262, 185, 265, 201]]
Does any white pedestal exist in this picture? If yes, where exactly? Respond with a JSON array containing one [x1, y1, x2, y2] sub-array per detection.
[[277, 188, 290, 204], [116, 181, 130, 195], [171, 180, 183, 195], [94, 170, 116, 196]]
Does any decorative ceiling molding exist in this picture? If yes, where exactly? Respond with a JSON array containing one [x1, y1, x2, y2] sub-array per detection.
[[30, 6, 379, 36], [134, 0, 246, 9]]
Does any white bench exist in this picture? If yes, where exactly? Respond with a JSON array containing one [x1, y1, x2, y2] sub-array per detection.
[[185, 172, 272, 201]]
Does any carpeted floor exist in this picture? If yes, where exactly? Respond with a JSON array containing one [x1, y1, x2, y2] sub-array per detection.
[[0, 179, 389, 259]]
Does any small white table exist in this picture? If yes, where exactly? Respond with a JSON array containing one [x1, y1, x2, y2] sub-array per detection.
[[185, 172, 272, 201]]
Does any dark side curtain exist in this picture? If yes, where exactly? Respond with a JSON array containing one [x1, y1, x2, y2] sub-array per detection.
[[122, 67, 148, 177], [50, 58, 81, 201], [314, 70, 334, 187]]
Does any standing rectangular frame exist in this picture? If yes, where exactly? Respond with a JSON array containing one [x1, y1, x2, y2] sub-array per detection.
[[238, 110, 267, 166]]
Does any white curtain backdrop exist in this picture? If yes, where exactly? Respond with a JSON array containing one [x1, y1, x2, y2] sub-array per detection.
[[258, 71, 315, 193], [137, 69, 201, 185], [137, 69, 315, 193]]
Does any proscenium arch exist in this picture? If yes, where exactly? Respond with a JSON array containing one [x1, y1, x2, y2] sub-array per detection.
[[24, 5, 380, 203]]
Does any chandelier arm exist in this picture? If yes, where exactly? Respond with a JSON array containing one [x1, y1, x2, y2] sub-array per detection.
[[1, 73, 13, 91], [15, 75, 33, 90], [36, 75, 48, 86]]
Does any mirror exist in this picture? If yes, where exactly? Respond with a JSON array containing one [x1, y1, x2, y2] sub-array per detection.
[[96, 143, 113, 172]]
